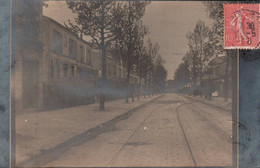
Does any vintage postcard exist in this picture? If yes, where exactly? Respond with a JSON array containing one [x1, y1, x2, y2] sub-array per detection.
[[2, 0, 258, 168]]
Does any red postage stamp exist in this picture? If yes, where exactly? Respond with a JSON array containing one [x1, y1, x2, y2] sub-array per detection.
[[224, 4, 260, 49]]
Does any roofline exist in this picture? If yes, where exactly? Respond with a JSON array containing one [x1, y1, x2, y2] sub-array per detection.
[[41, 15, 91, 47], [41, 16, 122, 63]]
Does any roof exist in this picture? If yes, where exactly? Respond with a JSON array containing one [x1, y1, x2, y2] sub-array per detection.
[[41, 16, 121, 63], [41, 15, 92, 47]]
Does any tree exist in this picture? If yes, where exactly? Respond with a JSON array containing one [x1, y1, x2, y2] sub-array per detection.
[[113, 1, 150, 103], [173, 61, 190, 92], [183, 51, 197, 95], [136, 43, 153, 99], [153, 55, 167, 93], [66, 1, 120, 110], [203, 1, 236, 102], [136, 39, 160, 97], [146, 39, 160, 95], [135, 40, 148, 100], [185, 20, 213, 96]]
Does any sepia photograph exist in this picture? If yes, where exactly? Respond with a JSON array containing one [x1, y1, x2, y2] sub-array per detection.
[[11, 1, 238, 167]]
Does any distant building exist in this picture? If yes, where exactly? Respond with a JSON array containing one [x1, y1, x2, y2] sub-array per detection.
[[166, 80, 175, 92], [177, 54, 233, 97], [202, 54, 232, 97]]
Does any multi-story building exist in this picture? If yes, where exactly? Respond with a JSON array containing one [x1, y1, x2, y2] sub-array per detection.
[[40, 16, 99, 109], [90, 49, 139, 100], [14, 11, 140, 112]]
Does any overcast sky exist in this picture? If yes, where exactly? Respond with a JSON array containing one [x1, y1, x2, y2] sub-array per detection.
[[43, 1, 212, 80]]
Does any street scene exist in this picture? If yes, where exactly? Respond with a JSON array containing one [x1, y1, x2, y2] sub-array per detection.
[[16, 94, 232, 167], [13, 1, 234, 167]]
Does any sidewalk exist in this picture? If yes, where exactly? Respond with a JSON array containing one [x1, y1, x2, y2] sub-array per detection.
[[15, 95, 162, 165], [182, 95, 232, 111]]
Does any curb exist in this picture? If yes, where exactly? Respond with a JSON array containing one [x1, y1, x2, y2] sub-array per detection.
[[18, 94, 164, 167]]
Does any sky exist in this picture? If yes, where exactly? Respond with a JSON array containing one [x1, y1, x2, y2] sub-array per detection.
[[43, 1, 213, 80]]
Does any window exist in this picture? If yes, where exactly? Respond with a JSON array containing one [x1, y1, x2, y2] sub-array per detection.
[[77, 68, 81, 77], [85, 48, 88, 63], [64, 35, 67, 48], [85, 49, 92, 65], [114, 65, 116, 76], [79, 68, 90, 77], [88, 50, 92, 65], [69, 38, 77, 58], [56, 60, 61, 78], [52, 30, 62, 54], [50, 60, 54, 78], [79, 46, 84, 62], [64, 63, 68, 77], [71, 65, 75, 77]]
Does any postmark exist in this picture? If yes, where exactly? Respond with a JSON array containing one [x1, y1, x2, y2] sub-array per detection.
[[224, 4, 260, 49]]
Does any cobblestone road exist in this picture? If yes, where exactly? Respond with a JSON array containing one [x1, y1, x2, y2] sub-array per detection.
[[42, 93, 232, 167]]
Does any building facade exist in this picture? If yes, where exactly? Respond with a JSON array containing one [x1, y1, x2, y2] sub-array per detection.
[[13, 9, 139, 112], [40, 16, 99, 109], [201, 54, 232, 98], [41, 16, 139, 109], [12, 0, 43, 112]]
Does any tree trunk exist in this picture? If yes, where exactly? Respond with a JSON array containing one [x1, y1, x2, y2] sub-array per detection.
[[208, 74, 211, 100], [192, 77, 197, 97], [148, 72, 151, 97], [132, 88, 134, 102], [138, 75, 141, 100], [125, 63, 131, 103], [200, 71, 202, 98], [99, 2, 106, 111], [198, 60, 203, 98], [144, 74, 147, 98]]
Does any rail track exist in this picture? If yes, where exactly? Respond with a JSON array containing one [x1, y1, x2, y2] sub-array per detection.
[[106, 103, 171, 166], [175, 101, 232, 167], [186, 103, 232, 143], [175, 103, 197, 167]]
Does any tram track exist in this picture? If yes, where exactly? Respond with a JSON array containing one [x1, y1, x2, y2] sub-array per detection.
[[175, 99, 232, 167], [181, 94, 231, 114], [106, 103, 171, 166], [19, 95, 164, 167], [176, 102, 197, 167], [186, 103, 232, 143], [178, 94, 232, 143]]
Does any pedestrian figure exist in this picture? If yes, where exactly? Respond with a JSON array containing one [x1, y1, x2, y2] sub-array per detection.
[[230, 9, 253, 44]]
